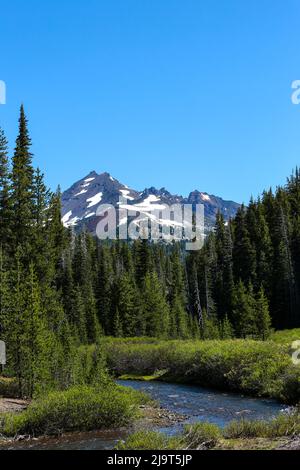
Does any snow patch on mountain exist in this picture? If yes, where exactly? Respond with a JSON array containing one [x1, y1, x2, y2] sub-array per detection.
[[134, 195, 166, 212], [87, 192, 103, 208], [119, 197, 166, 214], [120, 189, 134, 200], [84, 177, 95, 183], [74, 189, 88, 197], [62, 210, 72, 225]]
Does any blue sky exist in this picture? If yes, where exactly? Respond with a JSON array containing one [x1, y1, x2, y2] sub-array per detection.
[[0, 0, 300, 203]]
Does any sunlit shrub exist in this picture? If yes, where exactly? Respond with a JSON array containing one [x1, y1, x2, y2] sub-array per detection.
[[0, 384, 148, 437], [103, 337, 300, 403]]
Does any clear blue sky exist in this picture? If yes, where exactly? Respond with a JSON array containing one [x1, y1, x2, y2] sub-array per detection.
[[0, 0, 300, 203]]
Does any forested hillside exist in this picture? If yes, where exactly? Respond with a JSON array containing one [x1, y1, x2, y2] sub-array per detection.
[[0, 106, 300, 397]]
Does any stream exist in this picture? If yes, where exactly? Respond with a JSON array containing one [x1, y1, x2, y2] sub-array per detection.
[[2, 380, 285, 450]]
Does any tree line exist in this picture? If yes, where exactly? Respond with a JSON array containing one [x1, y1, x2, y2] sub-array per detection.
[[0, 106, 299, 394], [193, 172, 300, 336]]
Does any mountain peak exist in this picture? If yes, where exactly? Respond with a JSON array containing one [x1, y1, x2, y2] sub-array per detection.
[[61, 171, 240, 233]]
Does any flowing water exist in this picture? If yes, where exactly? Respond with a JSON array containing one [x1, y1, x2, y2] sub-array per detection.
[[118, 380, 285, 435], [2, 380, 285, 450]]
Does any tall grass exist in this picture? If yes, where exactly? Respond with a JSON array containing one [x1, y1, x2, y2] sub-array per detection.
[[224, 409, 300, 438], [118, 410, 300, 450]]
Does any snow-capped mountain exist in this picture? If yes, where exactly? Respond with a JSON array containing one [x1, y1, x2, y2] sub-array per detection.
[[61, 171, 240, 235]]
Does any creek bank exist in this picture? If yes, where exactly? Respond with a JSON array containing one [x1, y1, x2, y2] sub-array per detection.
[[135, 404, 186, 429], [0, 403, 184, 450], [0, 378, 290, 450]]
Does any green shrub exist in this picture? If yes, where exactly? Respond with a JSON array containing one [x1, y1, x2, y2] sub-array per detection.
[[224, 410, 300, 439], [0, 384, 147, 437], [267, 411, 300, 437], [115, 384, 153, 406], [104, 337, 300, 403], [183, 422, 221, 448], [224, 419, 270, 438]]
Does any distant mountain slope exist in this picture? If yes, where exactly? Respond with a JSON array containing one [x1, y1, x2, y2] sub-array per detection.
[[61, 171, 240, 235]]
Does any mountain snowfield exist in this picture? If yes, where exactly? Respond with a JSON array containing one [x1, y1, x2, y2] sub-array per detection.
[[61, 171, 240, 236]]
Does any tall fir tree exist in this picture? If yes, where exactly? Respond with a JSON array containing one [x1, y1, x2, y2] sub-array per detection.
[[255, 287, 272, 340], [142, 272, 170, 337], [11, 106, 35, 252], [114, 271, 137, 337], [232, 205, 256, 285], [231, 280, 256, 338]]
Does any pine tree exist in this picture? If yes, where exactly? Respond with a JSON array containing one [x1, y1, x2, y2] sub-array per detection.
[[167, 246, 190, 338], [254, 203, 273, 293], [168, 246, 186, 306], [84, 283, 101, 343], [32, 168, 50, 228], [5, 257, 51, 396], [232, 206, 256, 285], [46, 186, 66, 283], [72, 231, 100, 342], [272, 195, 297, 328], [21, 264, 52, 397], [142, 272, 169, 337], [231, 280, 256, 338], [255, 287, 272, 340], [95, 243, 113, 333], [113, 307, 123, 337], [168, 304, 178, 339], [71, 285, 88, 344], [61, 245, 75, 321], [220, 315, 234, 339], [201, 308, 220, 339], [134, 239, 153, 287], [170, 295, 189, 339], [214, 213, 234, 319], [11, 106, 34, 252], [32, 168, 51, 282], [115, 272, 137, 337]]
